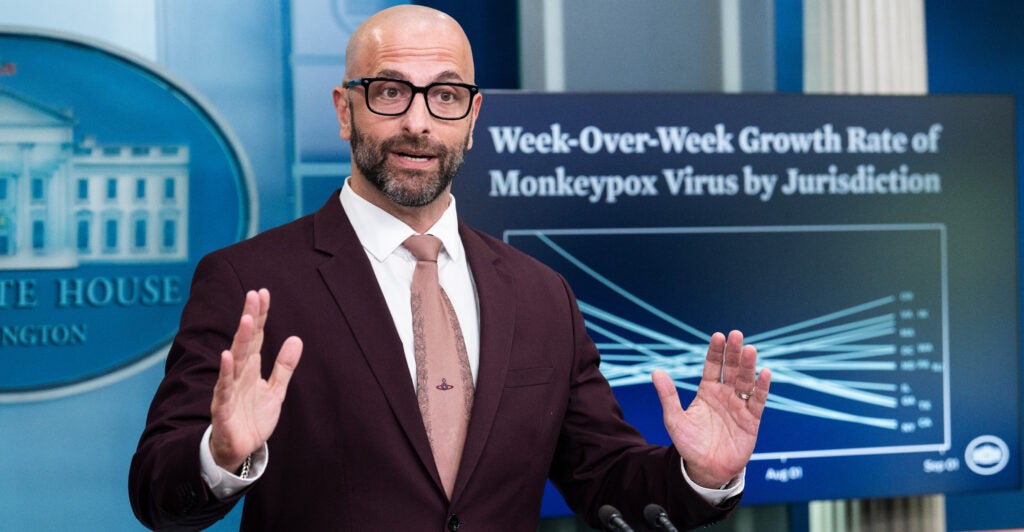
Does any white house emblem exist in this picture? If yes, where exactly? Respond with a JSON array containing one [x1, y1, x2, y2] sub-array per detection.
[[0, 29, 255, 402]]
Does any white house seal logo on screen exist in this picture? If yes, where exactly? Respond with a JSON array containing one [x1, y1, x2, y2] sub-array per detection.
[[0, 28, 255, 403], [964, 435, 1010, 476]]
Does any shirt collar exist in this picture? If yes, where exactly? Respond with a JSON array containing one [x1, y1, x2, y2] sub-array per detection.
[[339, 178, 463, 263]]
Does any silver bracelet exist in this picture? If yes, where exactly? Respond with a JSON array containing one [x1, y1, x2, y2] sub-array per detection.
[[238, 454, 252, 479]]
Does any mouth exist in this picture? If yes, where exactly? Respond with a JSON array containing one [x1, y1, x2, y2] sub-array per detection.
[[391, 148, 438, 168], [395, 151, 434, 162]]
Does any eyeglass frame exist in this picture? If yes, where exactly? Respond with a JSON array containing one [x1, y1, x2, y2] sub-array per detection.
[[343, 77, 480, 121]]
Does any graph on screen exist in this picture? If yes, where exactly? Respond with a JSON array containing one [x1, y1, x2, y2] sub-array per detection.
[[505, 224, 950, 461]]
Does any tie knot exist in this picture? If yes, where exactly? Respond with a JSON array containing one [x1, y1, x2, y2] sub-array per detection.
[[403, 234, 443, 262]]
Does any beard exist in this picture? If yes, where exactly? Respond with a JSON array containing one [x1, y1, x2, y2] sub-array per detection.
[[350, 122, 470, 208]]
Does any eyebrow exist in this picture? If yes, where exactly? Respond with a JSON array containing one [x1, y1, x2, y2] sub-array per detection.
[[375, 69, 466, 84]]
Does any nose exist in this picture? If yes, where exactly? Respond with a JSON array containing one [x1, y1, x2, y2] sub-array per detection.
[[400, 92, 433, 135]]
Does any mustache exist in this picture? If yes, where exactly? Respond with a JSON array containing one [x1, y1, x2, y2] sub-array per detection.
[[379, 134, 446, 156]]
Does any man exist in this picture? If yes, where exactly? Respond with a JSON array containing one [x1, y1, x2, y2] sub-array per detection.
[[129, 5, 771, 530]]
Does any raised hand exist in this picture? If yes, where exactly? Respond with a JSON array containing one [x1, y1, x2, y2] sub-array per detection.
[[209, 289, 303, 472], [652, 330, 771, 489]]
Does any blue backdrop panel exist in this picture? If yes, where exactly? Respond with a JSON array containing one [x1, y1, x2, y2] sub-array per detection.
[[0, 29, 254, 530]]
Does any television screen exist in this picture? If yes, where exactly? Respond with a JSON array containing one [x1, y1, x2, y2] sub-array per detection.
[[456, 92, 1019, 510]]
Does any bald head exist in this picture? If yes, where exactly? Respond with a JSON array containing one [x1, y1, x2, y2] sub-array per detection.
[[331, 5, 483, 230], [345, 5, 475, 83]]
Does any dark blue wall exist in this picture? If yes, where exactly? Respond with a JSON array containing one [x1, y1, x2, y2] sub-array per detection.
[[415, 0, 520, 89], [774, 0, 802, 93], [928, 1, 1024, 527]]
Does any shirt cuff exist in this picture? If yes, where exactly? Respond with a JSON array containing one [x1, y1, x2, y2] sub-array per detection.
[[680, 459, 745, 506], [199, 425, 268, 500]]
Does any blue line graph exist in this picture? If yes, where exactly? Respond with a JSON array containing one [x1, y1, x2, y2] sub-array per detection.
[[505, 225, 950, 460]]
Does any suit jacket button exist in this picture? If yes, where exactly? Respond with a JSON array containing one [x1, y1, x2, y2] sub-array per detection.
[[446, 513, 461, 531]]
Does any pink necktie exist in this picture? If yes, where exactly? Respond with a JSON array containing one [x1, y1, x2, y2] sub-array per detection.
[[403, 234, 473, 499]]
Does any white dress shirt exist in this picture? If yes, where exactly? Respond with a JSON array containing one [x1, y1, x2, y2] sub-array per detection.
[[200, 179, 742, 506], [338, 180, 480, 389]]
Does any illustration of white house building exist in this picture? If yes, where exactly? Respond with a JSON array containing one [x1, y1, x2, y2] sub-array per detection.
[[0, 88, 188, 270]]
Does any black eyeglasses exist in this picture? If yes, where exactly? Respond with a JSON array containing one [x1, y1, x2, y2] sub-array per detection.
[[344, 77, 479, 120]]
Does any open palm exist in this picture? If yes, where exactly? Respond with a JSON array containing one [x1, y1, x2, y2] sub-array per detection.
[[209, 289, 303, 473], [652, 330, 771, 489]]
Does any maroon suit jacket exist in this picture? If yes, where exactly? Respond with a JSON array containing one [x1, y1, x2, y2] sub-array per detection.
[[129, 192, 738, 530]]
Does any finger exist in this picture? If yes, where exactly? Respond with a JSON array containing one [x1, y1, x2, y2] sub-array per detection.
[[243, 288, 261, 316], [229, 312, 257, 379], [254, 288, 271, 333], [256, 288, 272, 325], [700, 332, 727, 383], [733, 344, 758, 397], [228, 291, 262, 377], [211, 349, 235, 417], [747, 368, 772, 419], [652, 369, 684, 417], [268, 336, 303, 401], [720, 330, 745, 385]]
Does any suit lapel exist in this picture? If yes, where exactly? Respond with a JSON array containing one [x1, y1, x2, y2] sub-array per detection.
[[451, 223, 518, 501], [311, 193, 442, 489]]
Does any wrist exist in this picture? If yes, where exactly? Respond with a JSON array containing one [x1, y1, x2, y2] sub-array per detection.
[[209, 435, 248, 473], [683, 463, 731, 490]]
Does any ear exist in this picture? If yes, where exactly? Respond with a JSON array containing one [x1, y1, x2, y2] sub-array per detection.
[[466, 91, 483, 150], [333, 86, 352, 141]]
